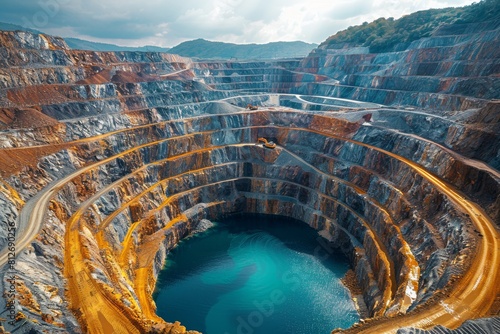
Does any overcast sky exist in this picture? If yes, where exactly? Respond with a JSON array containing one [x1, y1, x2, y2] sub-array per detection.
[[0, 0, 476, 47]]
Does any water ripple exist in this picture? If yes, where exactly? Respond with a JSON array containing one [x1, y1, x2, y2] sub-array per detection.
[[154, 216, 360, 334]]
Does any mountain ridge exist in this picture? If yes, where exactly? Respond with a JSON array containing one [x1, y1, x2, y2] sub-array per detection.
[[168, 38, 318, 59], [0, 21, 316, 59], [64, 37, 171, 52]]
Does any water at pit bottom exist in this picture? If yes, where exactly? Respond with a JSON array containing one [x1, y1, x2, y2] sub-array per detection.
[[153, 215, 360, 334]]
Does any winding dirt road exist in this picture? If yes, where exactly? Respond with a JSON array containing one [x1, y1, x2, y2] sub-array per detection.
[[353, 153, 500, 333], [2, 110, 499, 333]]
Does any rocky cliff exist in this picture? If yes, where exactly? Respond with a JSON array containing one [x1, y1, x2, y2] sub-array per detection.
[[0, 19, 499, 334], [297, 19, 500, 112]]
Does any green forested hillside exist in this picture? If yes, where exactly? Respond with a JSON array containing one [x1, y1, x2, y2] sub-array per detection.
[[168, 39, 318, 59], [320, 0, 500, 53]]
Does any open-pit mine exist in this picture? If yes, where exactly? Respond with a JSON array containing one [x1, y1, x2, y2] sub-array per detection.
[[0, 14, 499, 334]]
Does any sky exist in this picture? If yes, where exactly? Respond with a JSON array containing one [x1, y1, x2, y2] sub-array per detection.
[[0, 0, 477, 47]]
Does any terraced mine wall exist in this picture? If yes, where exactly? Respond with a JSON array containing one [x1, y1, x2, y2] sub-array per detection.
[[0, 27, 499, 334], [295, 20, 500, 112]]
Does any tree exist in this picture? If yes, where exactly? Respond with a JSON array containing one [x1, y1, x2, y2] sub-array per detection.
[[319, 0, 496, 53]]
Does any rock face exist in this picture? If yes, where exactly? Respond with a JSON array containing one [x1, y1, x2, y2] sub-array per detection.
[[397, 317, 500, 334], [0, 21, 498, 334], [296, 19, 500, 112]]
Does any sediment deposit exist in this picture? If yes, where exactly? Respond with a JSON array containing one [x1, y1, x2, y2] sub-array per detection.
[[0, 18, 499, 334]]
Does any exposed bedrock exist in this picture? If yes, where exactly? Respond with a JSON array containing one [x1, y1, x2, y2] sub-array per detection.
[[0, 27, 499, 334], [397, 316, 500, 334], [2, 110, 492, 332], [296, 20, 500, 111]]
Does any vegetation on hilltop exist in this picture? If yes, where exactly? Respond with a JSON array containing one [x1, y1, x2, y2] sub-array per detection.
[[168, 39, 318, 60], [320, 0, 500, 53], [0, 21, 42, 34], [64, 38, 170, 52], [458, 0, 500, 22]]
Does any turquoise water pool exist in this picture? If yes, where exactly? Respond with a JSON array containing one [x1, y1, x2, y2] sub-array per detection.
[[153, 215, 359, 334]]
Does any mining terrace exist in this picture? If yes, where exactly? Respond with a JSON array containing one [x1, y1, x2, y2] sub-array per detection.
[[0, 19, 499, 334]]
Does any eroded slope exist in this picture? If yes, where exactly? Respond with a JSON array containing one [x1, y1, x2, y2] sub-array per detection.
[[0, 25, 499, 334]]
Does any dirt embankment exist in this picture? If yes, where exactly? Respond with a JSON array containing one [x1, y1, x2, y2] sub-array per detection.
[[0, 143, 75, 177]]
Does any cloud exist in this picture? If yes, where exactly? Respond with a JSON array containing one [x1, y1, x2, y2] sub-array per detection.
[[0, 0, 477, 47]]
